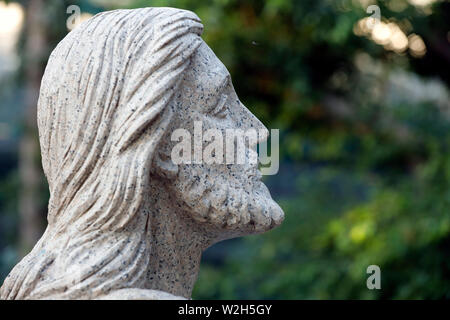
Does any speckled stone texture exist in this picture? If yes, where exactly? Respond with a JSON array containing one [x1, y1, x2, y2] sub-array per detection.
[[0, 7, 284, 300]]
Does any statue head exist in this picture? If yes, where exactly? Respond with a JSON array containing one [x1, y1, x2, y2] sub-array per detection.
[[155, 38, 284, 241], [1, 7, 283, 300]]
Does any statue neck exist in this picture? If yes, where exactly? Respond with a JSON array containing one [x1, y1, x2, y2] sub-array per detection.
[[142, 181, 214, 298]]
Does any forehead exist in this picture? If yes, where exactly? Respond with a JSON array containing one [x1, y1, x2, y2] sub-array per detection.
[[184, 41, 230, 93]]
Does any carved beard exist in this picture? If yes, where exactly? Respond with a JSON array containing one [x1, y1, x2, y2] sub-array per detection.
[[173, 164, 284, 237]]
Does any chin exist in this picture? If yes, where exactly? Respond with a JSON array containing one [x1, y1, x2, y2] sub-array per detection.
[[220, 180, 285, 238], [246, 182, 285, 233], [175, 166, 284, 237]]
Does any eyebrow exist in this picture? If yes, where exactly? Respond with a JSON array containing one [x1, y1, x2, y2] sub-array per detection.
[[217, 74, 231, 93]]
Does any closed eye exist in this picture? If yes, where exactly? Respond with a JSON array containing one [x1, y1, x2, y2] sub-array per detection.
[[212, 94, 228, 118]]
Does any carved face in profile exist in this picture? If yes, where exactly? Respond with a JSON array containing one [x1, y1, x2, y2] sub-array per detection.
[[155, 41, 284, 240], [0, 8, 284, 300]]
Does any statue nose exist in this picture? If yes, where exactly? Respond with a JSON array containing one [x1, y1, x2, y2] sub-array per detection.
[[238, 100, 269, 144]]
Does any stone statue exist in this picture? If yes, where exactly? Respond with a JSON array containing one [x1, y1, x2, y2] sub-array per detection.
[[0, 7, 284, 300]]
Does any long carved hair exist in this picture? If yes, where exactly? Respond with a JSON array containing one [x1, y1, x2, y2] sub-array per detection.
[[0, 7, 203, 299]]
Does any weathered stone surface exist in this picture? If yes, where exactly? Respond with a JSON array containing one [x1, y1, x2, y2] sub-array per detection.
[[0, 7, 284, 300]]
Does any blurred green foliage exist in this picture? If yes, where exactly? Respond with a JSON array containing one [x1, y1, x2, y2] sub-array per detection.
[[0, 0, 449, 299]]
